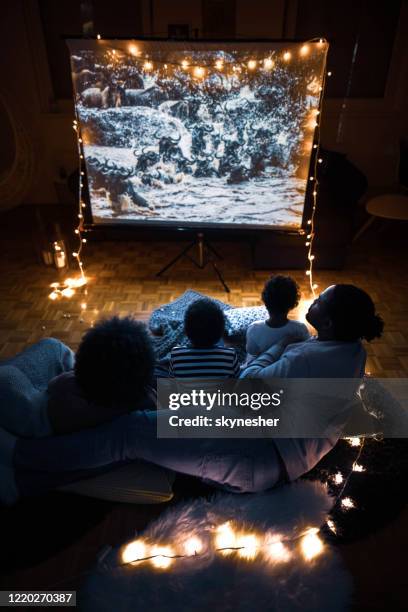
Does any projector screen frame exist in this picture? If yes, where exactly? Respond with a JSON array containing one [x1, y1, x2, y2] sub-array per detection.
[[69, 36, 325, 235]]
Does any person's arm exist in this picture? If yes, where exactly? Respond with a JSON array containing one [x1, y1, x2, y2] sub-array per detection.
[[245, 325, 259, 357], [240, 340, 290, 378]]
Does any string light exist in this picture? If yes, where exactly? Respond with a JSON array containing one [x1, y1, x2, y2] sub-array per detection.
[[283, 51, 291, 61], [128, 44, 140, 57], [332, 472, 344, 485], [304, 46, 329, 297], [263, 57, 274, 70], [193, 66, 205, 78], [247, 59, 257, 70], [341, 497, 355, 510]]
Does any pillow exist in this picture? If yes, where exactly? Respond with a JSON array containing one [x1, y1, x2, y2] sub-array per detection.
[[149, 290, 232, 335], [59, 461, 175, 504], [224, 306, 268, 340]]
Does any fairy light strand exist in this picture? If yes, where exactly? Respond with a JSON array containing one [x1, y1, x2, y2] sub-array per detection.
[[305, 59, 329, 298], [48, 119, 88, 301]]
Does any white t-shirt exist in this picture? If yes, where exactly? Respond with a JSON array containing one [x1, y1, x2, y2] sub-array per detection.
[[240, 337, 367, 480], [246, 319, 310, 359]]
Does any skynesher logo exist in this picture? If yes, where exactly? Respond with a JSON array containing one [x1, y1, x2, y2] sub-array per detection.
[[168, 389, 283, 411]]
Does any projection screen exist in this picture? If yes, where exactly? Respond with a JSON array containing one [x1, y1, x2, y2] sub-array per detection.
[[68, 39, 328, 230]]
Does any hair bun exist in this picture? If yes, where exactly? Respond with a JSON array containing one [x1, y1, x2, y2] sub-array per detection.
[[362, 313, 384, 342]]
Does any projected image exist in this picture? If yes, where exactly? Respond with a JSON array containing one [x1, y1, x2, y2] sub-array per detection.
[[68, 40, 328, 229]]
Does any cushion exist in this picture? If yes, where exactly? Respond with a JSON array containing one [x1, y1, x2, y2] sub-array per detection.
[[149, 290, 232, 335], [58, 461, 175, 504], [224, 306, 268, 340]]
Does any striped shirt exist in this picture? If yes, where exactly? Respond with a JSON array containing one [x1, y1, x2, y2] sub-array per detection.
[[169, 346, 240, 379]]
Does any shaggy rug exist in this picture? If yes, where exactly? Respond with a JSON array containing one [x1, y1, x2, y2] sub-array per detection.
[[80, 480, 352, 611]]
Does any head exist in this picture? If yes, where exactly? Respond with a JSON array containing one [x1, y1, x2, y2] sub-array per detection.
[[306, 284, 384, 342], [74, 316, 155, 410], [262, 275, 301, 317], [184, 298, 225, 348]]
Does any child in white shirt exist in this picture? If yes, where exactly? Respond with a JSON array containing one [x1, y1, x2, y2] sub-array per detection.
[[246, 275, 310, 361]]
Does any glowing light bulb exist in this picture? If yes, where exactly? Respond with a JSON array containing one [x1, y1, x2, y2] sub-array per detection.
[[341, 497, 354, 510], [313, 144, 318, 149], [49, 291, 59, 301], [128, 44, 139, 57], [313, 190, 317, 196], [332, 472, 343, 485], [193, 66, 205, 78], [312, 283, 318, 290], [307, 219, 312, 225], [82, 238, 87, 243], [263, 57, 274, 70], [215, 522, 236, 555], [122, 540, 146, 564], [353, 463, 365, 472], [72, 252, 78, 258], [183, 536, 203, 556], [309, 254, 315, 260], [144, 60, 153, 71], [181, 59, 189, 69], [78, 138, 82, 143], [347, 437, 361, 447], [247, 59, 257, 70], [215, 59, 223, 70], [318, 158, 323, 163], [305, 270, 311, 276], [81, 302, 87, 310], [283, 51, 291, 62], [74, 229, 79, 234], [236, 533, 260, 560], [341, 497, 355, 510], [61, 287, 75, 298], [326, 519, 336, 534], [327, 71, 332, 76], [150, 546, 174, 569], [309, 176, 314, 181], [306, 241, 310, 246], [300, 528, 324, 561], [300, 45, 310, 56], [96, 34, 101, 40], [265, 536, 291, 563]]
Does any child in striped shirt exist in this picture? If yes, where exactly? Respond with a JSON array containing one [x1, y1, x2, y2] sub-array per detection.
[[169, 298, 240, 378]]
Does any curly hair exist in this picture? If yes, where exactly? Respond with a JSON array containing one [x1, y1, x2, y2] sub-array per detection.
[[326, 284, 384, 342], [262, 275, 301, 316], [74, 316, 155, 410], [184, 298, 225, 348]]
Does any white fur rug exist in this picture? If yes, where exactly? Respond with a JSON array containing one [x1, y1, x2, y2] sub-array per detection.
[[80, 481, 352, 611]]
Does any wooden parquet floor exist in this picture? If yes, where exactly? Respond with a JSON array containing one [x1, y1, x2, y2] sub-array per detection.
[[1, 233, 408, 377]]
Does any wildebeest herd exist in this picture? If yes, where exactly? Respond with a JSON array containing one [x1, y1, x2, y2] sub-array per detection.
[[71, 47, 322, 221]]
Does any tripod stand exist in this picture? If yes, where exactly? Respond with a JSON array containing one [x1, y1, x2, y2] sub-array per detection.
[[156, 232, 230, 293]]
